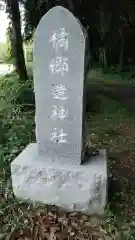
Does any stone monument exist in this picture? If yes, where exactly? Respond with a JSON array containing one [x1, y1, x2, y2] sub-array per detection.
[[34, 6, 87, 164], [11, 6, 107, 215]]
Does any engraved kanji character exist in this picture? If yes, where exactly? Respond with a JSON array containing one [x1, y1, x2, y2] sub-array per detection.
[[49, 57, 68, 76], [52, 84, 68, 100], [51, 105, 68, 120], [50, 28, 69, 52], [50, 128, 68, 143], [58, 105, 68, 120]]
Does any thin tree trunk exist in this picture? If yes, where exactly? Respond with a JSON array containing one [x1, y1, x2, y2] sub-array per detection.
[[7, 0, 28, 81], [119, 27, 124, 72], [67, 0, 74, 13], [102, 47, 108, 69], [99, 44, 108, 69]]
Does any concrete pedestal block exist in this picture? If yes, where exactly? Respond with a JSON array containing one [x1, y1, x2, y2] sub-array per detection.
[[11, 143, 107, 215]]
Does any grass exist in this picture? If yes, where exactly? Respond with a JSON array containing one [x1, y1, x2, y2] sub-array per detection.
[[1, 72, 135, 238], [87, 68, 135, 86], [0, 75, 35, 181]]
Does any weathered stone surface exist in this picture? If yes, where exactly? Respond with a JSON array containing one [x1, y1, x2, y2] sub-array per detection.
[[33, 6, 86, 164], [11, 6, 107, 215], [11, 143, 107, 214]]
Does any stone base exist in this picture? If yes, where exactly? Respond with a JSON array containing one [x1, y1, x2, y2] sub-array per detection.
[[11, 143, 107, 215]]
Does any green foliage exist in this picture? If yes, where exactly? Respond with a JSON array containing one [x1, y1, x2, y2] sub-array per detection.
[[23, 0, 47, 40], [0, 74, 35, 180], [1, 71, 135, 237], [24, 34, 34, 63], [0, 24, 13, 63], [0, 74, 36, 238], [6, 25, 13, 60], [0, 43, 9, 63]]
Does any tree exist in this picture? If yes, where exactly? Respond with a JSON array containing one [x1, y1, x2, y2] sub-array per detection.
[[0, 0, 5, 10], [18, 0, 135, 69], [6, 0, 28, 80]]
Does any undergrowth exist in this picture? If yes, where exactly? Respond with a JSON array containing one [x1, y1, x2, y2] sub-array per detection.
[[0, 73, 135, 239]]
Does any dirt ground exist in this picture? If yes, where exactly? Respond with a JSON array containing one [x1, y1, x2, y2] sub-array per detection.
[[86, 74, 135, 219]]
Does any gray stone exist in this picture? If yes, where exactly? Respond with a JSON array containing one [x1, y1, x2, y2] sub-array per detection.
[[11, 143, 107, 215], [10, 6, 107, 215], [33, 6, 86, 164]]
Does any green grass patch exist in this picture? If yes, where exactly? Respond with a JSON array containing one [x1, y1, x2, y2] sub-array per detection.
[[0, 75, 35, 181], [88, 95, 134, 137], [87, 68, 135, 86], [87, 94, 135, 220]]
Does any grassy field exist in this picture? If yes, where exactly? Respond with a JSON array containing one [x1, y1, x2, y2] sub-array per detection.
[[87, 68, 135, 85], [1, 72, 135, 239]]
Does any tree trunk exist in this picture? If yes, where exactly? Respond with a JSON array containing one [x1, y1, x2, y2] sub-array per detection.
[[119, 27, 124, 72], [102, 47, 108, 69], [67, 0, 74, 13], [7, 0, 28, 81], [99, 45, 108, 69]]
